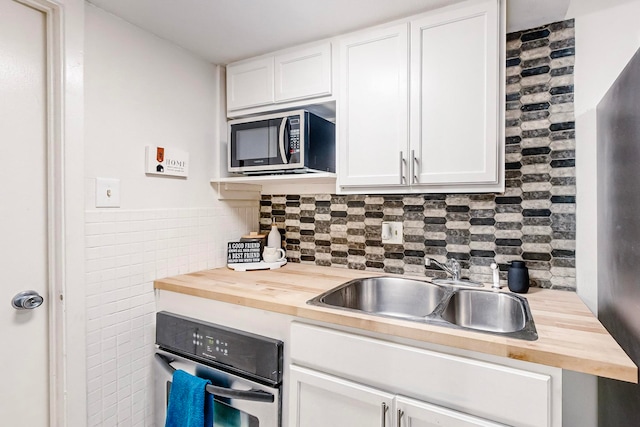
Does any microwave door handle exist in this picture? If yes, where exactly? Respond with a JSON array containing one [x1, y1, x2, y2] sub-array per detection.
[[155, 353, 275, 403], [278, 117, 288, 164]]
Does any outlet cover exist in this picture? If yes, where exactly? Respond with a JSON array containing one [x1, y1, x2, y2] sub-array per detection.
[[96, 177, 120, 208], [381, 221, 403, 244]]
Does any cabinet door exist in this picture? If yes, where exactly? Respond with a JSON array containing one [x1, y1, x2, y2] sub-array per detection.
[[274, 43, 332, 103], [226, 56, 274, 111], [289, 365, 394, 427], [337, 24, 409, 188], [410, 0, 502, 189], [396, 395, 507, 427]]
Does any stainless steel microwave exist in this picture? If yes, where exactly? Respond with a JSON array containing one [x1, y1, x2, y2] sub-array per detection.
[[228, 110, 335, 174]]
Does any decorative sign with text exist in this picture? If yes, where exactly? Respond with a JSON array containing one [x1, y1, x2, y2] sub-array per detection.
[[227, 241, 262, 264], [145, 145, 189, 178]]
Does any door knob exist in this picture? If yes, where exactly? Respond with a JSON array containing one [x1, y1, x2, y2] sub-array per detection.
[[11, 290, 44, 310]]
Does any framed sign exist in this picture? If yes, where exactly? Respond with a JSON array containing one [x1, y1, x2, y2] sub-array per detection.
[[227, 241, 261, 264], [145, 145, 189, 178]]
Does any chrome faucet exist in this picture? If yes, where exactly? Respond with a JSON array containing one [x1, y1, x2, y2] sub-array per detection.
[[425, 257, 461, 280]]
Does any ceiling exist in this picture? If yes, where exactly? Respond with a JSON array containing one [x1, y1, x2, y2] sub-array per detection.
[[86, 0, 570, 65]]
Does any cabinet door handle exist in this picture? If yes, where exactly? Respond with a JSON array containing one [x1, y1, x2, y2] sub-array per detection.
[[411, 150, 419, 184], [381, 402, 389, 427], [397, 409, 404, 427], [399, 152, 407, 185]]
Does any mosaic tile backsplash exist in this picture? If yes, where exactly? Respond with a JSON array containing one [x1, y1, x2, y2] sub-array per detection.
[[260, 19, 576, 290]]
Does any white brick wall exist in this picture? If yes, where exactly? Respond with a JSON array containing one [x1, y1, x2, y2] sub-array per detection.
[[85, 206, 258, 426]]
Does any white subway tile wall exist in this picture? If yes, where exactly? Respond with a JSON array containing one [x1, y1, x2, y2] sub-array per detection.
[[85, 206, 258, 427]]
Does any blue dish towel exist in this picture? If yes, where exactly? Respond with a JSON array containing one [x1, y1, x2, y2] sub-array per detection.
[[165, 369, 214, 427]]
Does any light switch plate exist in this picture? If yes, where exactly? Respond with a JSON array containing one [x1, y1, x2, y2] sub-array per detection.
[[96, 177, 120, 208], [381, 221, 403, 244]]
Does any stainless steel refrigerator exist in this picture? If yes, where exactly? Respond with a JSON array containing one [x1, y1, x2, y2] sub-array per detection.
[[597, 47, 640, 426]]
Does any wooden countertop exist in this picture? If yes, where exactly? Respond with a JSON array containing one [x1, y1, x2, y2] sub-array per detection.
[[154, 263, 637, 383]]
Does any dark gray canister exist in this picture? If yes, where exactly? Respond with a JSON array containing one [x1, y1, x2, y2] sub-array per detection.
[[507, 261, 530, 293]]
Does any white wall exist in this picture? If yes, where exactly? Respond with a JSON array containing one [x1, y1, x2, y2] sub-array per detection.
[[560, 2, 640, 426], [58, 1, 87, 426], [84, 5, 258, 426], [569, 0, 640, 313], [85, 4, 219, 209]]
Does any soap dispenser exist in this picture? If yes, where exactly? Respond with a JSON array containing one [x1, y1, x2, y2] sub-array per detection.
[[267, 219, 281, 248], [507, 261, 530, 293]]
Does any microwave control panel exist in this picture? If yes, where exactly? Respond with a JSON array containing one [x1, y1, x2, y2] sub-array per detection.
[[288, 116, 301, 162]]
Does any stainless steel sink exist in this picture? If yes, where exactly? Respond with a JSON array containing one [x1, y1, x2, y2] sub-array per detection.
[[310, 277, 446, 320], [440, 289, 537, 339], [308, 277, 538, 341]]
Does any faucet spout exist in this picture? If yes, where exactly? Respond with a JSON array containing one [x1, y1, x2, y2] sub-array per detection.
[[425, 257, 461, 280]]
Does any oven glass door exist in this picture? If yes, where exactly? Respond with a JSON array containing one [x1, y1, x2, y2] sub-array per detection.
[[230, 118, 288, 171], [155, 351, 280, 427], [214, 400, 259, 427]]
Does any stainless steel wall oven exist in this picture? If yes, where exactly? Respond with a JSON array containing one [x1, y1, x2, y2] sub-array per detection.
[[154, 312, 283, 427]]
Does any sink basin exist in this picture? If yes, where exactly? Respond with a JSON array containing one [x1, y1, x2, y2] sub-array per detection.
[[308, 277, 446, 319], [308, 276, 538, 341], [440, 289, 538, 340]]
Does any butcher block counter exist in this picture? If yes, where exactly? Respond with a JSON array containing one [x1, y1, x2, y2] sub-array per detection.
[[154, 263, 637, 383]]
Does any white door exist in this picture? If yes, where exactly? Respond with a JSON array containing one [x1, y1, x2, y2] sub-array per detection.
[[337, 23, 409, 189], [0, 0, 50, 425], [289, 365, 394, 427], [396, 395, 508, 427]]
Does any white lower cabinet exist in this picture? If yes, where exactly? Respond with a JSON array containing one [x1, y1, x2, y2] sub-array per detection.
[[289, 365, 506, 427], [289, 366, 393, 427], [290, 322, 559, 427], [396, 395, 506, 427]]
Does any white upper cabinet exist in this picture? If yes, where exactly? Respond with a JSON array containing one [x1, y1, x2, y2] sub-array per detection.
[[226, 56, 274, 111], [223, 0, 504, 193], [275, 43, 332, 103], [337, 24, 409, 187], [337, 0, 504, 193], [226, 42, 333, 115], [410, 0, 501, 189]]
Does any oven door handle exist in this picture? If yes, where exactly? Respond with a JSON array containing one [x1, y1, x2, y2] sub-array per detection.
[[155, 353, 275, 403]]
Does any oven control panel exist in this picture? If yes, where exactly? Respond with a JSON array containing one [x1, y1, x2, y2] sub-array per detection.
[[156, 311, 283, 385], [201, 334, 229, 356]]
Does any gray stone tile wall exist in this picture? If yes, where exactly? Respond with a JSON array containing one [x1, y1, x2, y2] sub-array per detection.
[[260, 19, 576, 290]]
